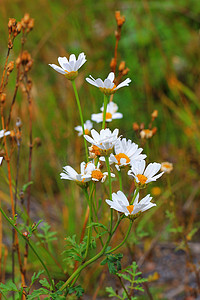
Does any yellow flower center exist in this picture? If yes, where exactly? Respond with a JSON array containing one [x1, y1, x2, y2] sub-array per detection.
[[115, 153, 130, 165], [162, 163, 171, 169], [99, 84, 117, 95], [137, 174, 148, 185], [127, 205, 134, 214], [102, 112, 113, 120], [84, 129, 90, 135], [64, 70, 78, 80], [91, 170, 104, 181], [90, 145, 101, 156]]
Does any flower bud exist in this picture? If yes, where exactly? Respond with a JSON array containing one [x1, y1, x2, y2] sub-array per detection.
[[118, 61, 125, 72], [1, 93, 6, 104], [151, 110, 158, 119], [7, 61, 14, 74], [23, 13, 30, 24], [122, 68, 130, 76]]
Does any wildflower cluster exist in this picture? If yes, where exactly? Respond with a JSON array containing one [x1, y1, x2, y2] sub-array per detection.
[[49, 51, 164, 221], [49, 50, 166, 293]]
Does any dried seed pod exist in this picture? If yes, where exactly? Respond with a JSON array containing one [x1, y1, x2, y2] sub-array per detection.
[[151, 110, 158, 119], [118, 61, 125, 72], [133, 122, 139, 131], [8, 18, 16, 34], [7, 61, 14, 74], [16, 56, 21, 67], [1, 93, 6, 104], [21, 50, 31, 65], [110, 58, 116, 71], [23, 13, 30, 24], [115, 11, 125, 27], [122, 67, 130, 76], [27, 18, 34, 32]]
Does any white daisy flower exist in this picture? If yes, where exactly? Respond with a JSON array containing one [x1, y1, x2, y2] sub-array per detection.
[[49, 52, 86, 80], [74, 120, 93, 136], [0, 157, 3, 165], [106, 191, 156, 217], [82, 161, 115, 183], [60, 162, 91, 187], [86, 72, 131, 95], [128, 160, 164, 186], [109, 138, 146, 170], [84, 128, 120, 156], [91, 102, 123, 123], [161, 162, 173, 174], [0, 129, 11, 139]]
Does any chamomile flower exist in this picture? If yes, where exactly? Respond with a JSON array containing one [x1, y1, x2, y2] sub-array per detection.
[[109, 138, 146, 170], [86, 72, 131, 95], [82, 161, 115, 182], [161, 162, 173, 174], [49, 52, 86, 80], [128, 160, 164, 186], [60, 162, 91, 187], [91, 102, 123, 123], [0, 129, 11, 139], [106, 191, 156, 217], [74, 120, 93, 136], [84, 128, 120, 156]]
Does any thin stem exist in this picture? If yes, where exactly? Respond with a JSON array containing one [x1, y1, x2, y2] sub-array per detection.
[[117, 275, 131, 300], [0, 207, 55, 291], [12, 131, 21, 289], [102, 94, 109, 129], [105, 156, 113, 233], [130, 186, 140, 205], [83, 183, 95, 260], [118, 170, 122, 191], [107, 220, 133, 254], [71, 80, 88, 162]]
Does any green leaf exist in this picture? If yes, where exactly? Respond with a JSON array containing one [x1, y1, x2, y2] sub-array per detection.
[[87, 222, 108, 231], [67, 285, 84, 298], [30, 270, 44, 286], [22, 181, 33, 193], [101, 253, 123, 274], [27, 288, 49, 299], [39, 278, 51, 289], [0, 281, 18, 292]]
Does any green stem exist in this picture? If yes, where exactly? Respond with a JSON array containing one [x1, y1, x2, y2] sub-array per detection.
[[130, 186, 140, 205], [71, 80, 88, 162], [118, 170, 122, 191], [106, 220, 133, 254], [0, 207, 55, 291], [105, 156, 113, 233], [117, 275, 131, 300], [83, 183, 95, 260], [59, 216, 121, 291], [102, 94, 109, 129]]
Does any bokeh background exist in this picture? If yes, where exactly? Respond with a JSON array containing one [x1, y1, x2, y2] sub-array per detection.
[[1, 0, 200, 298]]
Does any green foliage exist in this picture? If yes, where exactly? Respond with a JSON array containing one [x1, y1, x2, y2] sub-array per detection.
[[106, 262, 147, 299], [101, 253, 123, 274], [106, 286, 137, 300], [36, 222, 57, 246], [63, 235, 88, 264], [88, 222, 108, 238], [0, 281, 23, 299], [67, 285, 84, 298]]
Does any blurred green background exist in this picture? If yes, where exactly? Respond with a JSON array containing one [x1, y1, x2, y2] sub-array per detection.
[[1, 0, 200, 296]]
